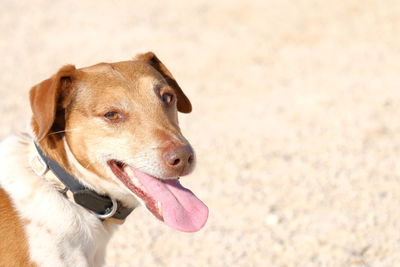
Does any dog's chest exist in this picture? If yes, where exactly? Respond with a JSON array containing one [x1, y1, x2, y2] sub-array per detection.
[[24, 198, 114, 266], [0, 136, 116, 266], [25, 207, 112, 266]]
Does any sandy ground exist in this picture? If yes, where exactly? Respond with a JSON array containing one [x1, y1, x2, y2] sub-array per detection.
[[1, 0, 400, 266]]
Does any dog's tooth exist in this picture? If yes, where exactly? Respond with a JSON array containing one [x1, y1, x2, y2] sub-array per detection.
[[157, 202, 163, 216], [125, 167, 134, 177], [131, 176, 147, 193], [132, 178, 142, 189], [122, 165, 148, 192]]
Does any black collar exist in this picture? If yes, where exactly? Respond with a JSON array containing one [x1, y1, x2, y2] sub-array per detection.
[[34, 143, 134, 221]]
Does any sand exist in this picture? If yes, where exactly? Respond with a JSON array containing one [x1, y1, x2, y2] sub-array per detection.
[[0, 0, 399, 266]]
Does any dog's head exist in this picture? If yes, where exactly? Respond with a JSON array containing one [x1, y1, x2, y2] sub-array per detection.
[[29, 52, 208, 232]]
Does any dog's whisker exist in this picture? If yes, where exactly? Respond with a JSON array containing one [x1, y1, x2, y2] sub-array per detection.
[[84, 161, 95, 170], [47, 128, 82, 137], [149, 146, 164, 150]]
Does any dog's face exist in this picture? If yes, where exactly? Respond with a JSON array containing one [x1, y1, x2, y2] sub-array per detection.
[[66, 56, 194, 180], [29, 52, 208, 232]]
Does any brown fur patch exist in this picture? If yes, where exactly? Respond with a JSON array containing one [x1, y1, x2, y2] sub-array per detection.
[[30, 65, 76, 142], [0, 188, 36, 266]]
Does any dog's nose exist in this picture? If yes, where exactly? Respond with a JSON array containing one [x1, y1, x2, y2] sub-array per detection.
[[163, 144, 195, 176]]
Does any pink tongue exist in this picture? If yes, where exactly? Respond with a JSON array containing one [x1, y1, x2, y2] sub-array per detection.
[[132, 168, 209, 232]]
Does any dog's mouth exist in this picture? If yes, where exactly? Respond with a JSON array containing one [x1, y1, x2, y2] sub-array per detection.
[[107, 160, 208, 232]]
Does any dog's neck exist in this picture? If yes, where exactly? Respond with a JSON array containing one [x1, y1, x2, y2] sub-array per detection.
[[31, 132, 138, 222], [36, 134, 108, 194]]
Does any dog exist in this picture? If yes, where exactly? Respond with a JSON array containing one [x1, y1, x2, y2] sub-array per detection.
[[0, 52, 208, 266]]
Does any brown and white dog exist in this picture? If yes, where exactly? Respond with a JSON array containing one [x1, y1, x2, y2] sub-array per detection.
[[0, 52, 208, 266]]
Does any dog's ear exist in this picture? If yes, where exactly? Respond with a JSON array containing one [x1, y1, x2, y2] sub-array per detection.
[[135, 52, 192, 113], [29, 65, 76, 141]]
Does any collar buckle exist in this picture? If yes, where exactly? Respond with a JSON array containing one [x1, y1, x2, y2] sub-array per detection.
[[30, 153, 48, 176]]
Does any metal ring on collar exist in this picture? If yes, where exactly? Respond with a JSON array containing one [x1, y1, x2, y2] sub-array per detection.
[[94, 197, 118, 219]]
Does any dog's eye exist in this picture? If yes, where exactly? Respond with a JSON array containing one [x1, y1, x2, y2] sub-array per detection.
[[104, 111, 122, 121], [161, 93, 174, 105]]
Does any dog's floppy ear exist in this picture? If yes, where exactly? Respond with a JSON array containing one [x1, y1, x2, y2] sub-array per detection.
[[135, 52, 192, 113], [29, 65, 76, 141]]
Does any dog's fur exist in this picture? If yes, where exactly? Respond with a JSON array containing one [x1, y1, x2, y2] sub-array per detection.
[[0, 52, 197, 266]]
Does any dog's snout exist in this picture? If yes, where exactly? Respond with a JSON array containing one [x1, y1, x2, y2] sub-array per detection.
[[163, 144, 195, 176]]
